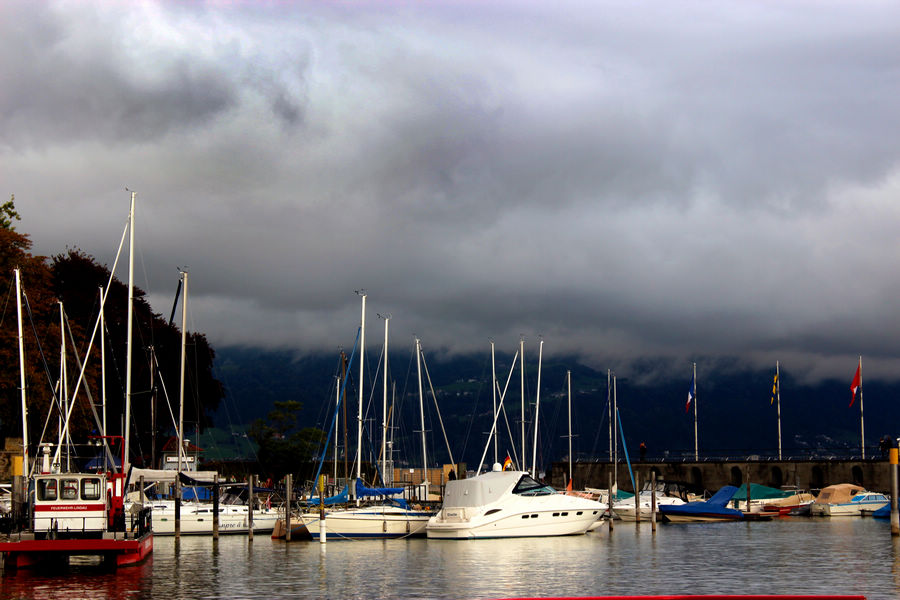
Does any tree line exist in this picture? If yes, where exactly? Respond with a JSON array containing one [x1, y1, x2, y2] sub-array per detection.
[[0, 198, 224, 469]]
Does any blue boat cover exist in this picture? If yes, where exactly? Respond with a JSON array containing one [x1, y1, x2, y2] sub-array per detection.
[[706, 485, 740, 507], [306, 485, 350, 506], [355, 478, 404, 497], [659, 485, 743, 520]]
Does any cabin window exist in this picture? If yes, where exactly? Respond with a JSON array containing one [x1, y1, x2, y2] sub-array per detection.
[[38, 478, 57, 501], [513, 475, 555, 496], [81, 478, 102, 501], [61, 478, 79, 500]]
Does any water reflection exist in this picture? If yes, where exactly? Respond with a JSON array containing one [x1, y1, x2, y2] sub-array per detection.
[[1, 518, 898, 599]]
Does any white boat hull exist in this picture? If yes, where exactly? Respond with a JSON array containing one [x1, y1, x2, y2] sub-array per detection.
[[810, 500, 889, 517], [148, 503, 281, 535], [297, 506, 433, 539], [427, 505, 601, 539]]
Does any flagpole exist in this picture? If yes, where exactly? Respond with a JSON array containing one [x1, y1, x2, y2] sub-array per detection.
[[693, 362, 698, 461], [859, 356, 865, 460], [776, 360, 782, 460]]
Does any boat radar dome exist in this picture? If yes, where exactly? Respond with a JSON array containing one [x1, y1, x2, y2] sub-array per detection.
[[492, 463, 502, 472]]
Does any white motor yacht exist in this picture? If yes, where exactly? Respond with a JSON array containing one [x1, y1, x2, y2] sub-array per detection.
[[426, 465, 604, 539]]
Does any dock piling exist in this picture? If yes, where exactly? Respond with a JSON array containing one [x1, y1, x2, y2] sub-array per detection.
[[285, 474, 292, 542], [890, 447, 898, 536], [213, 473, 219, 539], [607, 472, 614, 532], [248, 474, 255, 542]]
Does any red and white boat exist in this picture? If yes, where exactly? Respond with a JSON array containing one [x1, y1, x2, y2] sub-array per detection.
[[0, 464, 152, 570], [1, 195, 153, 570]]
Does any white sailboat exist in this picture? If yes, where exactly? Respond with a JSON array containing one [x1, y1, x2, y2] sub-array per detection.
[[296, 295, 435, 540]]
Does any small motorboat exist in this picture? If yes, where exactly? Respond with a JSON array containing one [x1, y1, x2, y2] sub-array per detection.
[[659, 485, 743, 523]]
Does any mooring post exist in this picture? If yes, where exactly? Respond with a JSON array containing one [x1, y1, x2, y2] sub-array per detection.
[[213, 473, 219, 540], [635, 471, 641, 524], [319, 474, 327, 544], [175, 474, 181, 539], [607, 471, 614, 532], [746, 467, 751, 513], [285, 473, 292, 542], [138, 475, 145, 538], [650, 471, 657, 532], [890, 445, 899, 536], [248, 474, 255, 541]]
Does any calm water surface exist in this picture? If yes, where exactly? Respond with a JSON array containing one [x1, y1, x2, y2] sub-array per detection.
[[2, 518, 899, 599]]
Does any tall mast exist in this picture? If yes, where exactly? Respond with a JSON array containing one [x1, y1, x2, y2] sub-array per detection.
[[100, 287, 107, 440], [15, 268, 28, 481], [59, 302, 68, 471], [355, 291, 366, 505], [380, 314, 390, 485], [613, 372, 618, 493], [124, 191, 135, 471], [334, 374, 340, 484], [693, 362, 698, 462], [177, 271, 188, 474], [491, 340, 497, 465], [531, 338, 543, 477], [520, 336, 525, 470], [341, 351, 348, 486], [416, 337, 428, 500], [607, 369, 612, 464], [567, 370, 572, 487], [775, 360, 782, 460]]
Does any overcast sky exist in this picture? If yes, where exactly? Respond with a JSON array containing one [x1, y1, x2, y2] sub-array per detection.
[[3, 0, 900, 383]]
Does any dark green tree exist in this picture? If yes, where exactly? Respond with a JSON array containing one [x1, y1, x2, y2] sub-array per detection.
[[249, 400, 325, 479]]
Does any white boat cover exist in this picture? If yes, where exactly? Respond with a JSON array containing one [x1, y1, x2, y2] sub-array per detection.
[[129, 467, 219, 483]]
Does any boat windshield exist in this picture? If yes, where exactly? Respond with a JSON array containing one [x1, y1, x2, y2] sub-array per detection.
[[513, 475, 556, 496]]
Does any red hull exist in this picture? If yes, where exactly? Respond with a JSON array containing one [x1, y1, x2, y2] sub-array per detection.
[[0, 533, 152, 569]]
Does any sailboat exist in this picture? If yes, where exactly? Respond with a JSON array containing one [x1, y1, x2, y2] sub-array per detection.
[[292, 296, 435, 540], [127, 271, 279, 536], [0, 194, 152, 569]]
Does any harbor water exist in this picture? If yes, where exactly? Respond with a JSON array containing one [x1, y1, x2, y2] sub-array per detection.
[[2, 517, 899, 599]]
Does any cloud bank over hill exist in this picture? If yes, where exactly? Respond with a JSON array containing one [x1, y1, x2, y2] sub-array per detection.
[[3, 1, 900, 382]]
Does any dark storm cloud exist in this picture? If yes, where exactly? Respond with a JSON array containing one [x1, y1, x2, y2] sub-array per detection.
[[3, 0, 900, 382]]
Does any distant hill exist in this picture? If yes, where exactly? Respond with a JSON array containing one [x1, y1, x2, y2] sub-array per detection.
[[211, 346, 900, 469]]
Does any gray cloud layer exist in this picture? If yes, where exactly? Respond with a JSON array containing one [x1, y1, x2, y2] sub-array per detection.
[[3, 1, 900, 382]]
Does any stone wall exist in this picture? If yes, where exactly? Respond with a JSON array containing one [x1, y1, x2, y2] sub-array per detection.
[[552, 458, 895, 494]]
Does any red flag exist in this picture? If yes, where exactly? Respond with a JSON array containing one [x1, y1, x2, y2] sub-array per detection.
[[566, 477, 573, 492], [850, 360, 861, 407]]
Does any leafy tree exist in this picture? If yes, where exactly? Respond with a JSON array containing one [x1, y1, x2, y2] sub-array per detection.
[[0, 195, 21, 231], [0, 217, 225, 470], [51, 249, 225, 467], [249, 400, 325, 479]]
